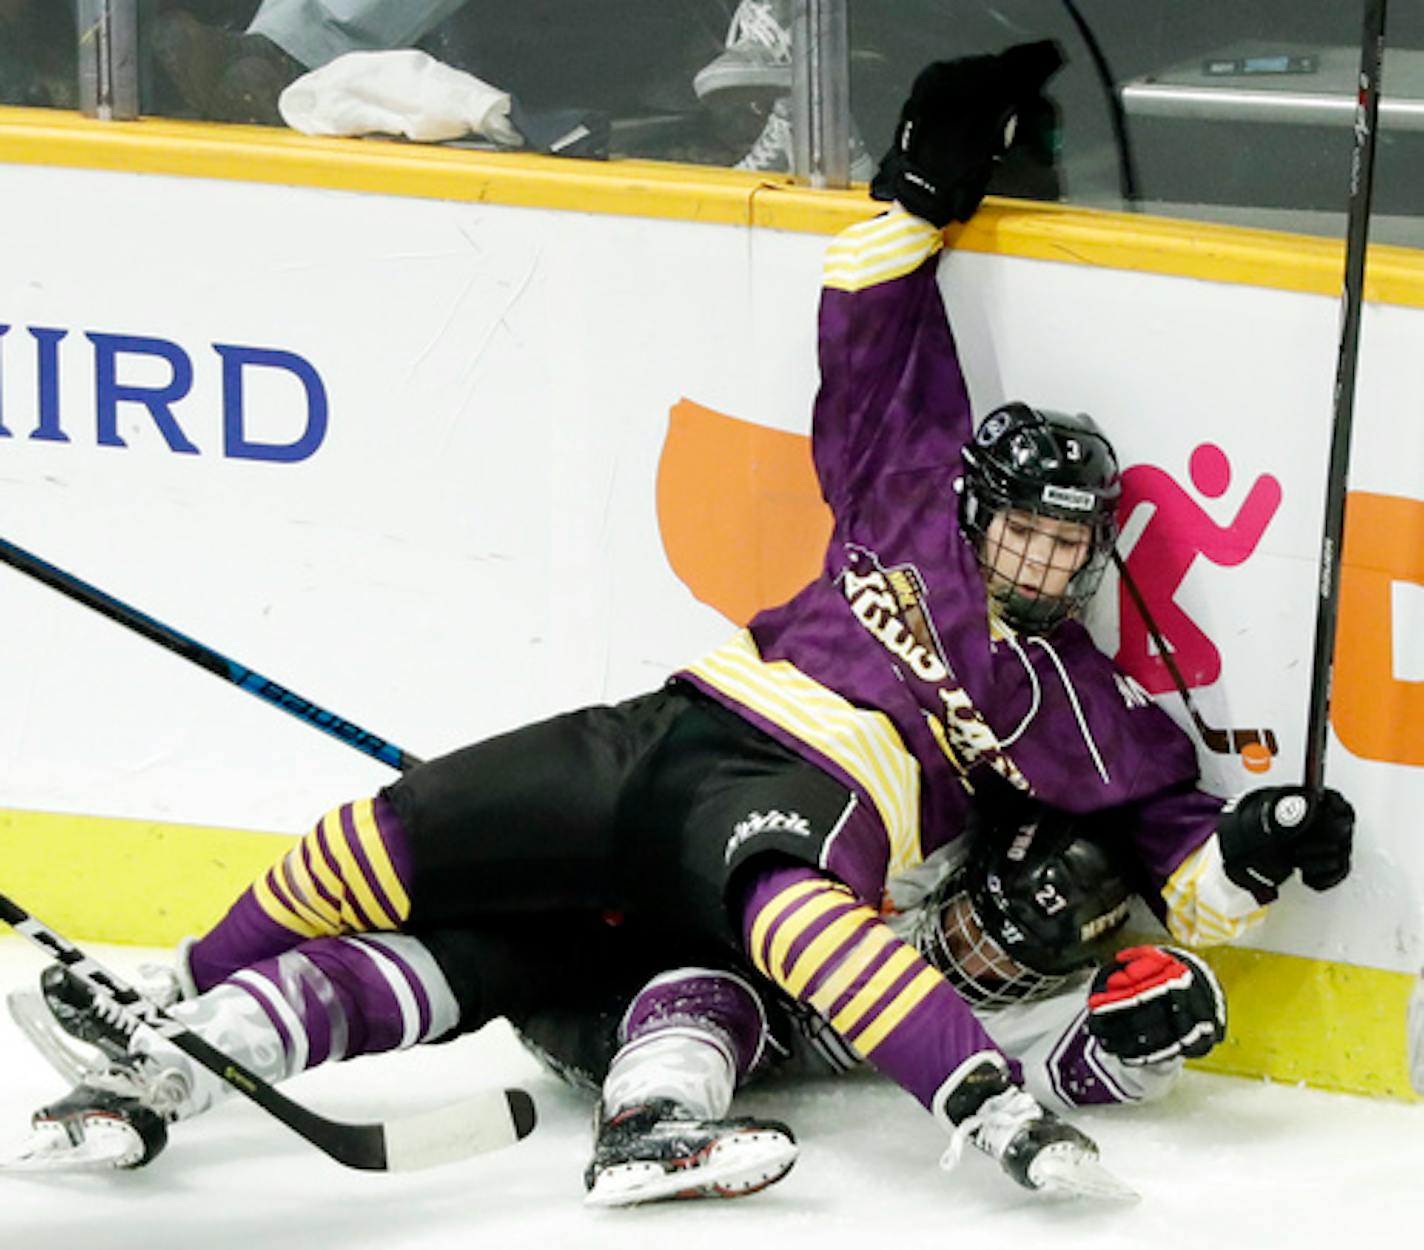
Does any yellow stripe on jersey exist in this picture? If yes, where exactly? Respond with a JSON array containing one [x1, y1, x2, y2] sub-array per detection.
[[749, 881, 943, 1060], [350, 798, 412, 923], [831, 943, 921, 1036], [806, 923, 901, 1016], [822, 208, 943, 292], [747, 876, 829, 978], [686, 630, 923, 874], [849, 965, 943, 1056], [1162, 836, 1269, 946], [783, 904, 880, 997]]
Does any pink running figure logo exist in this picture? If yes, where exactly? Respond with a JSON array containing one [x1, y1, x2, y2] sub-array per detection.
[[1114, 444, 1282, 769]]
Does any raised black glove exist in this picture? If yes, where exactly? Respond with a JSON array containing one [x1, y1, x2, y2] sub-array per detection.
[[1216, 786, 1356, 904], [870, 40, 1065, 227], [1087, 945, 1226, 1065]]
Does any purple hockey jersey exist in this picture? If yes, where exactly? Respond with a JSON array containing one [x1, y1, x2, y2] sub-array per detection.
[[680, 208, 1250, 944]]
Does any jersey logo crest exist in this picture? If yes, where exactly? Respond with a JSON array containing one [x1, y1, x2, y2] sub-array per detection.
[[839, 544, 1030, 794]]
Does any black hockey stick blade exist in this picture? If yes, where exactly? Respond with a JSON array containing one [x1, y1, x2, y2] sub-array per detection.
[[1303, 0, 1388, 791], [0, 534, 423, 774], [0, 894, 536, 1171]]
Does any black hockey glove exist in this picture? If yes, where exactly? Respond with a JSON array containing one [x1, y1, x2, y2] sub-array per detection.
[[870, 40, 1065, 227], [1216, 786, 1356, 905], [1087, 945, 1226, 1066]]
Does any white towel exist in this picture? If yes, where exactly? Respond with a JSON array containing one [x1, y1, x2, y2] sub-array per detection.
[[278, 49, 522, 146]]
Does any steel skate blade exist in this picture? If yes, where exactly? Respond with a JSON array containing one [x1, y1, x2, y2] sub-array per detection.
[[0, 1118, 141, 1174], [6, 986, 109, 1087], [1030, 1147, 1140, 1202]]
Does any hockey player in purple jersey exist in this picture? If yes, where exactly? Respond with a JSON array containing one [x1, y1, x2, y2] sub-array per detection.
[[8, 42, 1353, 1203]]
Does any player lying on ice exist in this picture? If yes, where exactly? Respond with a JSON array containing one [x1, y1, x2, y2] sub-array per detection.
[[7, 41, 1353, 1203]]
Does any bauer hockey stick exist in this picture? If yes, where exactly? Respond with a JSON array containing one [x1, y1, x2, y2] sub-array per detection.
[[1303, 0, 1387, 791], [0, 534, 423, 773], [0, 893, 536, 1170], [1113, 552, 1278, 758]]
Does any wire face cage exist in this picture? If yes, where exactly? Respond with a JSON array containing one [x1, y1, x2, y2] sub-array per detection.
[[909, 878, 1081, 1010]]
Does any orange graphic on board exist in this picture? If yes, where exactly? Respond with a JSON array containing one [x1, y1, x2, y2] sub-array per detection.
[[1334, 492, 1424, 768], [656, 398, 830, 625]]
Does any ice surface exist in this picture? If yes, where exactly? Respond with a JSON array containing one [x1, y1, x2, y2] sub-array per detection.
[[0, 936, 1419, 1249]]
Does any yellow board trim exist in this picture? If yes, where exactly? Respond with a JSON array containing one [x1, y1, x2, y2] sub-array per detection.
[[0, 806, 289, 945], [0, 805, 1418, 1101], [1188, 944, 1420, 1102], [3, 107, 1424, 306]]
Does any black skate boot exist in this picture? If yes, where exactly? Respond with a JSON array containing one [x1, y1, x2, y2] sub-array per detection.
[[39, 964, 138, 1062], [6, 965, 144, 1089], [583, 1097, 797, 1207], [3, 1073, 170, 1172], [942, 1062, 1136, 1200]]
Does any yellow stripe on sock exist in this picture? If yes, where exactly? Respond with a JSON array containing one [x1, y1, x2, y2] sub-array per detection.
[[321, 809, 398, 930], [350, 799, 412, 923], [304, 821, 363, 928], [252, 870, 323, 938], [281, 845, 344, 931]]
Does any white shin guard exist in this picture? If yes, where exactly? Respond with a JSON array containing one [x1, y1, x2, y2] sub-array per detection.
[[133, 984, 291, 1121], [601, 1026, 738, 1121]]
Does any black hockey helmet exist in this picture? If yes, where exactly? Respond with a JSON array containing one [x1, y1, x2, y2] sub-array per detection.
[[967, 805, 1133, 977], [959, 401, 1121, 632]]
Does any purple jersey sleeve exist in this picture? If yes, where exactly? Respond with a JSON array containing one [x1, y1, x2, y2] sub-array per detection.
[[739, 859, 1018, 1123], [812, 210, 971, 510]]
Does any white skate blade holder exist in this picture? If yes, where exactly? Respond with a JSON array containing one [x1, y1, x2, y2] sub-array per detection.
[[1029, 1143, 1140, 1202], [585, 1129, 798, 1208]]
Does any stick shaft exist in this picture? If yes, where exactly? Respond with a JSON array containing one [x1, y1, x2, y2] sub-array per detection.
[[0, 534, 422, 773], [1304, 0, 1387, 790]]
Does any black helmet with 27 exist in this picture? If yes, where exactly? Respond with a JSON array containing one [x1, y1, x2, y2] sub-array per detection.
[[912, 803, 1133, 1008]]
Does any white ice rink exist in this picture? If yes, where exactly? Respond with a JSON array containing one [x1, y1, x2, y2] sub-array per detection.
[[1, 936, 1420, 1250]]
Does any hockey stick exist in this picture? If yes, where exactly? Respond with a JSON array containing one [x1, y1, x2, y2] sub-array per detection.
[[0, 893, 536, 1170], [1304, 0, 1387, 791], [0, 534, 423, 773], [1113, 552, 1278, 759]]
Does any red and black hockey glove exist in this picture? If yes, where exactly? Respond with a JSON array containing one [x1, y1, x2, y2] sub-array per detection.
[[870, 40, 1064, 227], [1087, 946, 1226, 1066], [1217, 786, 1355, 905]]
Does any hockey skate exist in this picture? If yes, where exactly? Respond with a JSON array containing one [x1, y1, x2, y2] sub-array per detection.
[[7, 945, 196, 1088], [1, 1070, 170, 1172], [583, 1097, 797, 1207], [8, 964, 141, 1087], [943, 1085, 1138, 1201]]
